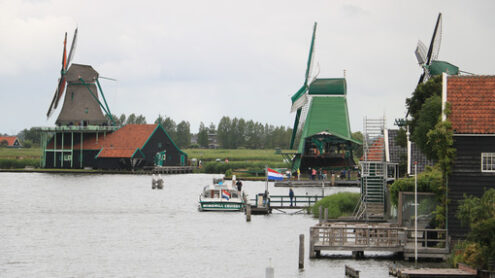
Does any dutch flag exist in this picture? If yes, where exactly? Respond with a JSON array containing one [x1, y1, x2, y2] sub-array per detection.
[[222, 190, 231, 200], [267, 168, 284, 181]]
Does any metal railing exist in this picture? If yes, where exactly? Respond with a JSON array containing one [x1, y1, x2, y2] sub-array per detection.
[[252, 195, 323, 208]]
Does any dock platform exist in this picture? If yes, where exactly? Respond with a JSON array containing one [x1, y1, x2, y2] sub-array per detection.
[[274, 180, 359, 187]]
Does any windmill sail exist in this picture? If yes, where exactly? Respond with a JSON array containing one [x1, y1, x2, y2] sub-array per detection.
[[47, 32, 67, 117], [415, 40, 427, 65], [418, 13, 442, 84], [291, 22, 317, 113]]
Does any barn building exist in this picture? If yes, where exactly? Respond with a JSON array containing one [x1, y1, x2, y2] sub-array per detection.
[[43, 124, 187, 169], [443, 74, 495, 238], [0, 136, 21, 148]]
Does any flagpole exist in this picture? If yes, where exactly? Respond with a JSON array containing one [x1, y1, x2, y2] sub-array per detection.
[[265, 165, 268, 193]]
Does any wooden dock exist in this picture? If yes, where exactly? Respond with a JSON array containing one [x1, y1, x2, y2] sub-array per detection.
[[143, 166, 195, 174], [309, 222, 449, 260], [274, 180, 359, 187], [391, 266, 476, 278]]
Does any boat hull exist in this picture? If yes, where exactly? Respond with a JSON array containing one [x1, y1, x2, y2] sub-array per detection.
[[199, 201, 244, 211]]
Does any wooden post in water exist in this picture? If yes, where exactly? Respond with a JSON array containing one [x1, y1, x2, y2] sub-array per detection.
[[299, 234, 304, 269], [324, 208, 328, 223], [246, 204, 251, 222], [318, 206, 323, 224], [345, 265, 360, 278]]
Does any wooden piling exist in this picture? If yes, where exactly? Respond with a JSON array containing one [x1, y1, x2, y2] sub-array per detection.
[[345, 265, 360, 278], [324, 208, 328, 223], [318, 206, 322, 224], [299, 234, 304, 269], [246, 204, 251, 222]]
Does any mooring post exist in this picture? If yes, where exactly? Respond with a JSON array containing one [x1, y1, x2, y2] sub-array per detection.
[[324, 208, 328, 223], [318, 206, 323, 224], [246, 204, 251, 222], [299, 234, 304, 269]]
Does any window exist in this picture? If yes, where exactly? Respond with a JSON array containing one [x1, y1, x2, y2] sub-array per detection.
[[481, 153, 495, 172]]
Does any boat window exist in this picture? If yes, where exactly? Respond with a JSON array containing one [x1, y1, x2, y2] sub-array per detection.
[[231, 192, 238, 198], [213, 190, 220, 198]]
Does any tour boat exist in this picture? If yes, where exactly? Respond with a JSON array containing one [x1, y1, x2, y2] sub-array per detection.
[[198, 179, 244, 211]]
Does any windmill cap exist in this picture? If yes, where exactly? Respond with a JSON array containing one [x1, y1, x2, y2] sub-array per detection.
[[66, 64, 99, 83]]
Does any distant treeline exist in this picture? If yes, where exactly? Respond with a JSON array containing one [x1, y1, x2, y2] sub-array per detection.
[[14, 114, 293, 150]]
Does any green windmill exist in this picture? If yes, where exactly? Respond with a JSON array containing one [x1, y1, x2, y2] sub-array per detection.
[[289, 22, 360, 174], [415, 13, 461, 84]]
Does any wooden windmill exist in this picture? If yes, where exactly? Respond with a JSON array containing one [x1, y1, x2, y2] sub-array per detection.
[[46, 29, 115, 126]]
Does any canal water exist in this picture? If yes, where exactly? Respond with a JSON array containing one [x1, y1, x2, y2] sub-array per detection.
[[0, 173, 442, 277]]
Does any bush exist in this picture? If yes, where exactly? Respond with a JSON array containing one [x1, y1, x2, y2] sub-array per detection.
[[0, 158, 39, 169], [310, 192, 360, 219], [389, 166, 442, 206]]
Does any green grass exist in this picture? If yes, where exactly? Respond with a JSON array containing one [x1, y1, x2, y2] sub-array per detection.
[[311, 192, 360, 219], [0, 147, 41, 159], [183, 148, 288, 163], [0, 147, 289, 171]]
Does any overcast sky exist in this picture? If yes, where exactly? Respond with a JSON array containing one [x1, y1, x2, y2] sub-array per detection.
[[1, 0, 495, 135]]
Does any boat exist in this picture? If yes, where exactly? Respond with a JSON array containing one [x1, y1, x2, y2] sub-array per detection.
[[198, 178, 245, 211]]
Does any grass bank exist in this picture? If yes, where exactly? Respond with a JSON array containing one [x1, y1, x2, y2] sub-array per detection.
[[310, 192, 360, 218]]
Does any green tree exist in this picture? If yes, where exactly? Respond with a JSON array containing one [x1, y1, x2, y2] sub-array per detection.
[[119, 114, 126, 125], [0, 139, 8, 148], [413, 95, 442, 160], [126, 113, 136, 124], [17, 127, 41, 145], [406, 75, 442, 135], [135, 115, 147, 124], [197, 122, 209, 148], [217, 116, 232, 148], [455, 189, 495, 270], [156, 116, 177, 142], [176, 121, 191, 148]]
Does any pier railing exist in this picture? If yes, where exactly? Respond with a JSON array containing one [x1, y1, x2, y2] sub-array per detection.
[[309, 223, 449, 259], [252, 195, 323, 208]]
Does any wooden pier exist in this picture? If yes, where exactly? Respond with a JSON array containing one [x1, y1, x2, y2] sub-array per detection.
[[143, 166, 195, 174], [248, 195, 323, 214], [389, 263, 477, 278], [274, 180, 359, 187], [309, 222, 449, 260]]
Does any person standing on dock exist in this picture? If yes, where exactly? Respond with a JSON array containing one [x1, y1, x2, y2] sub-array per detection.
[[289, 187, 294, 207], [297, 168, 300, 181], [236, 179, 243, 192]]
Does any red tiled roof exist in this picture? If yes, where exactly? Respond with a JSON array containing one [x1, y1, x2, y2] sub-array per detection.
[[361, 137, 385, 161], [46, 124, 158, 158], [0, 136, 18, 146], [447, 76, 495, 134], [97, 124, 157, 158]]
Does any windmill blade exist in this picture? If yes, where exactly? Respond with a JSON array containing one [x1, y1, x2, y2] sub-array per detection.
[[415, 40, 427, 65], [425, 13, 442, 65], [417, 72, 426, 85], [66, 28, 78, 67], [47, 32, 68, 118], [99, 76, 117, 81], [304, 22, 317, 87]]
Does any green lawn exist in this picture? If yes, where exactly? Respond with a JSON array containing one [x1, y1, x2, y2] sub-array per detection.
[[183, 148, 288, 163], [0, 147, 41, 159]]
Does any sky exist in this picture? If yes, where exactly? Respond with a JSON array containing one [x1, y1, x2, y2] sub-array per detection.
[[1, 0, 495, 135]]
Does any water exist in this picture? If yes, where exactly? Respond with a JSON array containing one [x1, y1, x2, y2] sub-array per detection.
[[0, 173, 441, 277]]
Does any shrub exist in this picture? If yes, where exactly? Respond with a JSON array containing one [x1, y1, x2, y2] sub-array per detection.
[[0, 158, 39, 169], [310, 192, 360, 219]]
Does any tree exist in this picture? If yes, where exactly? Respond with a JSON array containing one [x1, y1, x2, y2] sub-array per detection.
[[406, 75, 442, 135], [17, 127, 41, 145], [156, 115, 177, 142], [413, 95, 442, 160], [455, 189, 495, 270], [197, 122, 209, 148], [176, 121, 191, 148], [135, 115, 146, 124], [119, 114, 126, 125], [0, 139, 8, 148], [126, 113, 137, 124], [217, 116, 232, 148]]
